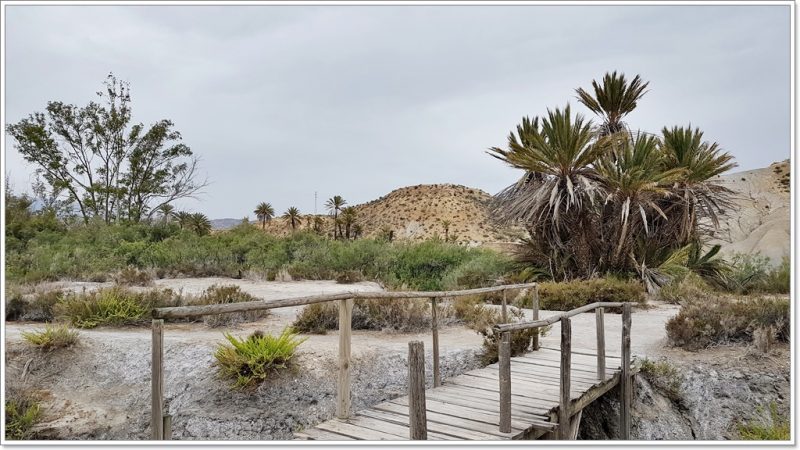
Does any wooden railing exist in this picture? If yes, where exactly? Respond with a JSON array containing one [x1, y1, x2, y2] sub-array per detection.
[[149, 282, 538, 440], [492, 302, 634, 439]]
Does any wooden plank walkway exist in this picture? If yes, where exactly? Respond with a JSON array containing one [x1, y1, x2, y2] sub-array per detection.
[[296, 347, 636, 441]]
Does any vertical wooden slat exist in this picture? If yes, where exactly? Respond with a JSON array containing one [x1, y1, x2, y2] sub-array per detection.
[[430, 297, 440, 387], [620, 303, 632, 439], [163, 415, 172, 441], [531, 284, 540, 351], [501, 289, 508, 323], [151, 319, 164, 440], [498, 331, 512, 433], [337, 298, 354, 419], [558, 317, 571, 440], [408, 340, 428, 440], [595, 307, 606, 380]]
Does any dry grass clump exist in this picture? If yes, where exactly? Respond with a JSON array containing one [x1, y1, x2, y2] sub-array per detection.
[[113, 266, 154, 286], [214, 328, 306, 388], [55, 286, 154, 328], [639, 358, 683, 402], [738, 402, 790, 440], [292, 298, 438, 334], [192, 285, 266, 327], [21, 325, 79, 350], [656, 273, 713, 304], [665, 295, 789, 350]]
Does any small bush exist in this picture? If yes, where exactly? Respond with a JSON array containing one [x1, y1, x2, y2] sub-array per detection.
[[55, 286, 152, 328], [639, 358, 683, 402], [191, 285, 267, 327], [762, 257, 790, 294], [5, 289, 64, 322], [22, 325, 79, 350], [5, 290, 27, 321], [656, 273, 713, 304], [292, 298, 436, 334], [518, 278, 645, 311], [214, 328, 307, 388], [5, 393, 41, 440], [335, 270, 363, 284], [113, 266, 154, 286], [666, 295, 789, 350], [717, 253, 789, 295], [738, 402, 790, 440]]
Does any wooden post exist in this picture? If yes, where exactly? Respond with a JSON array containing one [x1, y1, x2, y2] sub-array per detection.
[[531, 285, 540, 351], [620, 303, 632, 439], [595, 307, 606, 381], [151, 319, 164, 440], [498, 331, 512, 433], [163, 415, 172, 440], [408, 341, 428, 440], [501, 289, 508, 323], [337, 298, 354, 419], [558, 317, 571, 440], [430, 297, 440, 387]]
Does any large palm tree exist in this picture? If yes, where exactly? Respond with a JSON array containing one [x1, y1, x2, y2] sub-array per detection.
[[576, 71, 649, 136], [325, 195, 347, 239], [157, 204, 175, 224], [253, 202, 275, 229], [488, 105, 609, 277], [174, 211, 193, 230], [340, 206, 357, 239], [283, 207, 302, 231], [189, 212, 212, 236]]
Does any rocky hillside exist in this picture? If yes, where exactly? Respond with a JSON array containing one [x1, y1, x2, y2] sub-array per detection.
[[709, 160, 790, 264]]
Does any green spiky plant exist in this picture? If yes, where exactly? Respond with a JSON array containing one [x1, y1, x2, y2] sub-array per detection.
[[214, 328, 307, 388]]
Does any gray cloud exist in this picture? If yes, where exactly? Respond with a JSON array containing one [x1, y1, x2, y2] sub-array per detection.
[[4, 4, 791, 219]]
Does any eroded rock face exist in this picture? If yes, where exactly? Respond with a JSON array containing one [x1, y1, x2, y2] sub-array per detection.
[[579, 348, 790, 441]]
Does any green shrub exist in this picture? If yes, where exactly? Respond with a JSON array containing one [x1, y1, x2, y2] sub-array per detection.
[[639, 358, 683, 401], [518, 278, 645, 311], [22, 325, 80, 350], [214, 328, 307, 388], [292, 302, 339, 334], [5, 393, 41, 440], [5, 289, 64, 322], [55, 286, 154, 328], [762, 257, 790, 294], [738, 402, 790, 440], [717, 253, 790, 295], [666, 295, 789, 350]]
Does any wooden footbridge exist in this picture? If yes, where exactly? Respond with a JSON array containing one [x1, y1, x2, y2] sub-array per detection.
[[150, 283, 637, 441]]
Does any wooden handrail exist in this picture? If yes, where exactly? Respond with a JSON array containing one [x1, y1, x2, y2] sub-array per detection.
[[492, 301, 634, 333], [152, 282, 538, 319]]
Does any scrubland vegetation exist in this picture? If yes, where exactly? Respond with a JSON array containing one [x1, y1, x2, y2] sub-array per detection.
[[21, 325, 79, 350], [214, 328, 306, 388], [737, 402, 790, 440], [5, 391, 41, 440]]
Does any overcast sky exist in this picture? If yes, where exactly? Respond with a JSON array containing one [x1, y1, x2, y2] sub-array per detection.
[[3, 4, 791, 219]]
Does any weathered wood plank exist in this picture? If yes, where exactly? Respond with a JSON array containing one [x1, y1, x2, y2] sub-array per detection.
[[364, 406, 507, 440], [431, 298, 440, 387], [558, 317, 571, 440], [389, 397, 532, 431], [596, 307, 606, 381], [371, 402, 520, 438], [296, 428, 354, 440], [337, 298, 353, 419], [408, 340, 427, 440], [151, 319, 164, 440], [539, 346, 621, 360], [317, 420, 402, 440], [620, 303, 632, 440], [531, 285, 540, 350], [499, 331, 511, 433]]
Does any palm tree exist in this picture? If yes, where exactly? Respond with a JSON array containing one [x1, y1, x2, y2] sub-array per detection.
[[594, 131, 683, 267], [488, 105, 609, 276], [189, 212, 212, 236], [440, 219, 452, 241], [283, 207, 302, 231], [253, 202, 275, 229], [576, 71, 649, 136], [340, 206, 357, 239], [351, 223, 363, 240], [157, 204, 175, 224], [659, 126, 737, 245], [325, 195, 347, 239], [312, 216, 325, 233], [174, 211, 193, 230]]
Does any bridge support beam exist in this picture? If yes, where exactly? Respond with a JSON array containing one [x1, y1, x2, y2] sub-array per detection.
[[498, 331, 512, 433], [408, 341, 428, 440], [430, 297, 440, 387], [337, 298, 353, 419], [620, 303, 632, 439]]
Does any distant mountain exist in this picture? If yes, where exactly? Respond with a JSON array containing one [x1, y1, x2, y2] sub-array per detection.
[[210, 218, 242, 230]]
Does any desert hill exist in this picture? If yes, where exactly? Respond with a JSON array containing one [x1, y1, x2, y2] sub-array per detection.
[[709, 159, 790, 264]]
